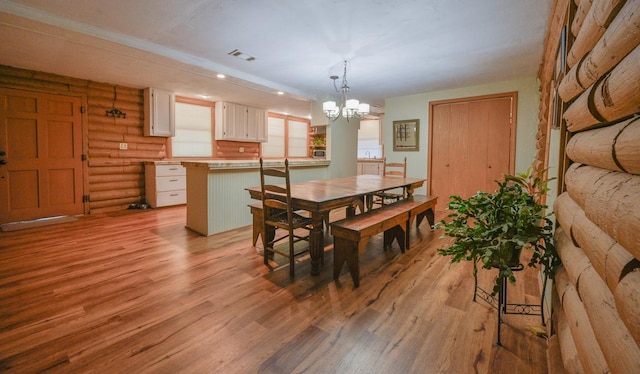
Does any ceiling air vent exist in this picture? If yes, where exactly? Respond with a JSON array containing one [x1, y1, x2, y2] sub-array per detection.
[[228, 49, 256, 61]]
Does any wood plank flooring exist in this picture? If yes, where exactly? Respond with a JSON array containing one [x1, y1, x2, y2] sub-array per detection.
[[0, 206, 548, 373]]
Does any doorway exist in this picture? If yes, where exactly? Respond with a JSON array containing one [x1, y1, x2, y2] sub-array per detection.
[[428, 92, 516, 205], [0, 88, 84, 224]]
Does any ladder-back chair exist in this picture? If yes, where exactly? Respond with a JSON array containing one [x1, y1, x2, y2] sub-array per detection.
[[259, 158, 312, 277], [371, 157, 408, 208]]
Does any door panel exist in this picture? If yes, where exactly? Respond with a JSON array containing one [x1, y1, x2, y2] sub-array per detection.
[[429, 93, 515, 205], [0, 88, 83, 224]]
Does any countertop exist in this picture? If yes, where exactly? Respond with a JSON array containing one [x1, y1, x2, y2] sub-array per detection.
[[357, 158, 384, 163], [181, 159, 330, 170]]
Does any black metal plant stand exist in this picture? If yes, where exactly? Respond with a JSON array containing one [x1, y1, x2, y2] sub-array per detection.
[[473, 263, 547, 346]]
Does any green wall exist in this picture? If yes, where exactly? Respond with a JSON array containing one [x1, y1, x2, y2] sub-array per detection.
[[384, 76, 540, 195], [313, 76, 541, 189]]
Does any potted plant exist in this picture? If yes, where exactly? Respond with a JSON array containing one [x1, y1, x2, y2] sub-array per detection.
[[312, 136, 325, 149], [434, 168, 559, 295]]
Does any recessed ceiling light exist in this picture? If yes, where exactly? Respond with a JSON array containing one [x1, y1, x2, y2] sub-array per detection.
[[199, 95, 210, 99], [277, 91, 284, 95], [227, 49, 256, 62], [217, 74, 226, 79]]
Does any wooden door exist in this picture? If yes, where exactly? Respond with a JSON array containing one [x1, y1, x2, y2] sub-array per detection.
[[429, 92, 516, 205], [0, 88, 84, 224]]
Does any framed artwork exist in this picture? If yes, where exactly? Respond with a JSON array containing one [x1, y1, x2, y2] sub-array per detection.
[[393, 119, 419, 151]]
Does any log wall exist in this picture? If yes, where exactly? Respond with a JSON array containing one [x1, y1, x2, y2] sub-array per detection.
[[0, 65, 290, 214], [538, 0, 640, 372], [0, 64, 168, 213]]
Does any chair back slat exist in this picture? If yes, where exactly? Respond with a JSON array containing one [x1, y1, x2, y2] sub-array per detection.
[[383, 157, 407, 178]]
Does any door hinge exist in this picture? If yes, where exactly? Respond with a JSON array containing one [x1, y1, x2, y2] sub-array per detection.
[[83, 195, 90, 202], [81, 154, 87, 161], [80, 106, 86, 114]]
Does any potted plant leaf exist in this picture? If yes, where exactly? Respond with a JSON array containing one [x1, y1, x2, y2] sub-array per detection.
[[434, 168, 559, 295]]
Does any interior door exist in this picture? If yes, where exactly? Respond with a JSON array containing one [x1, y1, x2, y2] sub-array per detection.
[[429, 93, 515, 205], [0, 88, 84, 224]]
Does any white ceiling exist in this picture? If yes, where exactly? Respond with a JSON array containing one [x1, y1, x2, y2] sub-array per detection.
[[0, 0, 551, 118]]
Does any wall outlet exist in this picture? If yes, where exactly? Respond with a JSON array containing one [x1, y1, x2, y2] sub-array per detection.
[[239, 147, 244, 153], [119, 143, 128, 150]]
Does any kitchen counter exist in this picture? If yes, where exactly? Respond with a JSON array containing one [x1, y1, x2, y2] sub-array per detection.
[[181, 159, 330, 236], [181, 158, 330, 170]]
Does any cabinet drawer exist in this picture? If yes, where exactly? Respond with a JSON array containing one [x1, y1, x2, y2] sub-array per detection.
[[155, 175, 186, 191], [156, 190, 186, 207], [155, 164, 185, 177]]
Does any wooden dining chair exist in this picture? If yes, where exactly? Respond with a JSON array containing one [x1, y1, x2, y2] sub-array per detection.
[[371, 157, 408, 208], [259, 158, 313, 278]]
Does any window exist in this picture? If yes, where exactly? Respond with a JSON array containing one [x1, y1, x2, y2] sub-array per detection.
[[263, 116, 285, 158], [172, 98, 213, 157], [288, 119, 308, 157], [262, 113, 310, 158], [357, 118, 383, 158]]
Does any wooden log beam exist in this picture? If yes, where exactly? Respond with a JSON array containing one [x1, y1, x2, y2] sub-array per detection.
[[563, 45, 640, 132], [560, 0, 640, 101], [566, 117, 640, 174], [554, 192, 582, 234], [571, 0, 594, 37], [577, 264, 640, 372], [555, 268, 610, 373], [615, 268, 640, 346], [90, 188, 143, 202], [555, 228, 591, 287], [565, 163, 640, 261], [566, 0, 627, 68], [572, 210, 637, 292], [89, 165, 144, 176], [557, 308, 584, 373]]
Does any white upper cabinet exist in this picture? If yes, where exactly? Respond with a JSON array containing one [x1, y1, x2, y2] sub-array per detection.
[[144, 88, 175, 137], [215, 101, 267, 142]]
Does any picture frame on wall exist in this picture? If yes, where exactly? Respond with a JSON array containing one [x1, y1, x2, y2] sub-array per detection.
[[393, 119, 419, 151]]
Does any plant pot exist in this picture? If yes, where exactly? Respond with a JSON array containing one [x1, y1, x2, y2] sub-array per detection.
[[491, 245, 523, 269]]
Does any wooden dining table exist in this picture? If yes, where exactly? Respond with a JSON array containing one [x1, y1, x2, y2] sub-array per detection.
[[246, 174, 426, 275]]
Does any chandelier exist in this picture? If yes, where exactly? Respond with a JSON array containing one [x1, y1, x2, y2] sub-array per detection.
[[322, 60, 370, 121]]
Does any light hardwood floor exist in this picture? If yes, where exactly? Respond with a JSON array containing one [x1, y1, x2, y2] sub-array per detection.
[[0, 206, 548, 373]]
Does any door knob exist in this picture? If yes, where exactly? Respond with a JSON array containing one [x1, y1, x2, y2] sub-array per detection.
[[0, 160, 6, 165], [0, 151, 5, 156]]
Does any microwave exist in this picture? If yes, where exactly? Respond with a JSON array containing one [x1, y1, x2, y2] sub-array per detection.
[[312, 149, 326, 158]]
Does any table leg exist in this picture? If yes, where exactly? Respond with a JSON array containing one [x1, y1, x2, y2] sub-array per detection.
[[310, 211, 325, 275]]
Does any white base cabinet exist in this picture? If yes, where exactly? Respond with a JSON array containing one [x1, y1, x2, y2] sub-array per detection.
[[357, 159, 384, 175], [145, 161, 186, 208]]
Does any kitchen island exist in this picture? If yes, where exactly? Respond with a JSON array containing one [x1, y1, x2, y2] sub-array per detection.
[[181, 159, 330, 236]]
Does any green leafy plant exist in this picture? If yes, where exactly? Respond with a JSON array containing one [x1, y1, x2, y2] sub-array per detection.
[[435, 168, 559, 295], [312, 137, 325, 148]]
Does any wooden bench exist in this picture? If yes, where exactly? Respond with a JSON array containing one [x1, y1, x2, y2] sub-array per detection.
[[248, 202, 264, 246], [331, 195, 438, 287]]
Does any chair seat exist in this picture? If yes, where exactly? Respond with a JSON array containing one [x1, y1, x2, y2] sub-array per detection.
[[375, 191, 403, 200], [266, 210, 313, 229]]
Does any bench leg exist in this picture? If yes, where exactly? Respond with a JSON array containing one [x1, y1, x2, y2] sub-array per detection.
[[406, 207, 436, 249], [334, 237, 368, 288], [252, 213, 262, 246], [383, 225, 406, 253], [416, 208, 435, 228]]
